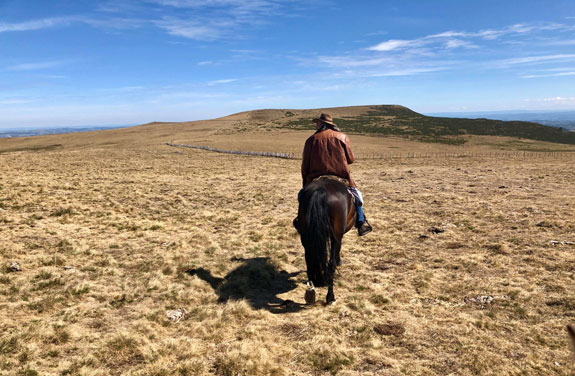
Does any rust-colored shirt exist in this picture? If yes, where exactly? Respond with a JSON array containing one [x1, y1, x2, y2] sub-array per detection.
[[301, 128, 356, 187]]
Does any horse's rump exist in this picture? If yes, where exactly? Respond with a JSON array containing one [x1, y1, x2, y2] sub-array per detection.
[[298, 178, 354, 288]]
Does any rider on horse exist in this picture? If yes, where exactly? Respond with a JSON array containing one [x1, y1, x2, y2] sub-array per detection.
[[294, 113, 372, 236]]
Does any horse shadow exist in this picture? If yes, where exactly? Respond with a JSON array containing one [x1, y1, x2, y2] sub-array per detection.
[[186, 257, 305, 313]]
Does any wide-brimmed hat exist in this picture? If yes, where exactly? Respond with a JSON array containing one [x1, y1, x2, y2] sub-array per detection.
[[313, 113, 337, 127]]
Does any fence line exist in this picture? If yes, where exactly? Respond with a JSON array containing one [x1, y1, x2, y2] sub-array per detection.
[[166, 142, 575, 160], [166, 142, 297, 159]]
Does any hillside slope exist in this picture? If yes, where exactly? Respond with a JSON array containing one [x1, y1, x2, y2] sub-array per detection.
[[220, 105, 575, 145], [2, 105, 575, 155]]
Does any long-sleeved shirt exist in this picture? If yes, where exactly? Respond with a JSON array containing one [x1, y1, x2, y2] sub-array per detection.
[[301, 128, 356, 187]]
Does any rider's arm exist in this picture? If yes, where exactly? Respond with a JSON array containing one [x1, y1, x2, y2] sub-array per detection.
[[343, 135, 355, 165], [301, 138, 312, 186]]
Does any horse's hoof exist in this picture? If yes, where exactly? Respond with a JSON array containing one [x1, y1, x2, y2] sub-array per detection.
[[327, 299, 337, 306]]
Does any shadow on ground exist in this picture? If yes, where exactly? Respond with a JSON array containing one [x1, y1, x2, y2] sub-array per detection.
[[186, 257, 305, 313]]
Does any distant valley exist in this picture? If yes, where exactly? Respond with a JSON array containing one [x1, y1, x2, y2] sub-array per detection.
[[427, 110, 575, 131], [0, 125, 133, 139]]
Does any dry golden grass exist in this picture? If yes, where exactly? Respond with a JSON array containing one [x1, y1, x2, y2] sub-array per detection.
[[2, 116, 575, 375]]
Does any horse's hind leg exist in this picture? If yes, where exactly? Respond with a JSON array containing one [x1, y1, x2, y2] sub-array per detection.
[[335, 241, 342, 267], [326, 238, 341, 304]]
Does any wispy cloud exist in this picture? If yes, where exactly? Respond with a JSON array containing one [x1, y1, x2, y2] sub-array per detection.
[[368, 23, 574, 52], [368, 67, 448, 77], [0, 17, 76, 33], [316, 56, 395, 68], [0, 98, 35, 105], [368, 39, 424, 52], [155, 18, 224, 40], [522, 71, 575, 78], [6, 60, 74, 71], [147, 0, 283, 17], [496, 54, 575, 66], [208, 78, 238, 85], [149, 0, 312, 40], [445, 39, 478, 49], [1, 0, 315, 43], [543, 96, 575, 102], [523, 97, 575, 106]]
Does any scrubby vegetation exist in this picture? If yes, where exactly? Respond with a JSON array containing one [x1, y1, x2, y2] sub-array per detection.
[[283, 105, 575, 145]]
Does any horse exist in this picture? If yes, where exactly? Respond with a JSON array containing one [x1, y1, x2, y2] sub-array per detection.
[[297, 176, 357, 304]]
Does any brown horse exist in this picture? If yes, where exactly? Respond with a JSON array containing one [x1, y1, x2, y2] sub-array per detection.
[[297, 177, 356, 304]]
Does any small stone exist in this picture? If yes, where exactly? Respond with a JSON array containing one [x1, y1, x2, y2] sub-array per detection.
[[465, 295, 495, 306], [8, 262, 21, 272], [166, 308, 187, 323]]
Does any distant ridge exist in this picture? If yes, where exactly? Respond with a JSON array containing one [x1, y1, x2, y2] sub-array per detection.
[[216, 105, 575, 145], [425, 110, 575, 131]]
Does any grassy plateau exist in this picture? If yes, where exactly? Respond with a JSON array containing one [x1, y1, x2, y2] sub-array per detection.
[[1, 105, 575, 375]]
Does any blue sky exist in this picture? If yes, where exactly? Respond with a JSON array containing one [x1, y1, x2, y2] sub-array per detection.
[[1, 0, 575, 128]]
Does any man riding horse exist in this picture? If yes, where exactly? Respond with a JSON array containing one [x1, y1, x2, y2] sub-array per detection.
[[294, 113, 372, 236]]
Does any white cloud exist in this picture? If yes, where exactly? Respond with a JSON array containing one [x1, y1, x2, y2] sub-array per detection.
[[151, 0, 290, 40], [445, 39, 477, 49], [149, 0, 275, 9], [497, 54, 575, 66], [522, 71, 575, 78], [207, 78, 238, 85], [368, 39, 425, 52], [367, 22, 573, 53], [543, 96, 575, 102], [6, 60, 73, 71], [0, 17, 75, 33], [368, 67, 447, 77], [522, 97, 575, 108], [155, 18, 223, 40], [316, 56, 394, 68]]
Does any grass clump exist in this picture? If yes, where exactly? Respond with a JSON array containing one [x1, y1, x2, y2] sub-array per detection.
[[0, 336, 19, 355], [50, 207, 75, 217], [98, 335, 145, 369], [213, 344, 283, 376], [308, 348, 354, 375]]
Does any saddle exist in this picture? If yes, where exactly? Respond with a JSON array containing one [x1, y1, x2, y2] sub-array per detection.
[[312, 175, 350, 186], [312, 175, 360, 205]]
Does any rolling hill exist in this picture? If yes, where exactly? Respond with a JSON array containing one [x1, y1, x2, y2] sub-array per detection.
[[221, 105, 575, 145], [2, 105, 575, 157]]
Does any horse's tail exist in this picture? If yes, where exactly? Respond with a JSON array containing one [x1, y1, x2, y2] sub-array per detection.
[[302, 187, 333, 287]]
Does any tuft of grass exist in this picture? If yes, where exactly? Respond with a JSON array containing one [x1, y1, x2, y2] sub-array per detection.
[[0, 336, 19, 355], [50, 207, 74, 217], [45, 326, 71, 345], [308, 348, 354, 375], [56, 239, 74, 253], [369, 294, 390, 306], [98, 335, 145, 369], [17, 368, 38, 376]]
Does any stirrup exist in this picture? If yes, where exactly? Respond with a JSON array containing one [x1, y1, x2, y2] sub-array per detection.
[[358, 220, 372, 236], [293, 217, 300, 232]]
